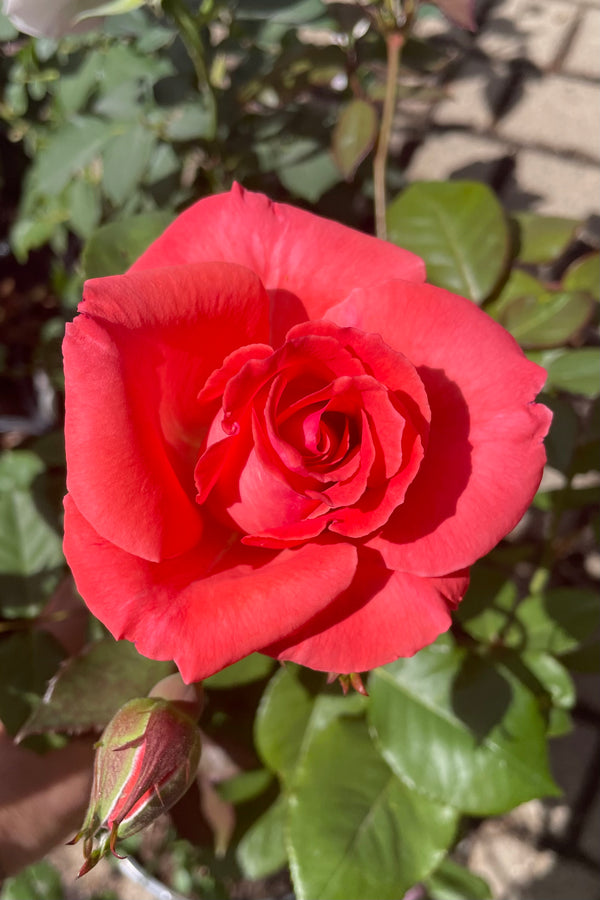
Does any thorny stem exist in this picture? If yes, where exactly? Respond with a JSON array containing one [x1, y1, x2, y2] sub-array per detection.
[[373, 31, 404, 240]]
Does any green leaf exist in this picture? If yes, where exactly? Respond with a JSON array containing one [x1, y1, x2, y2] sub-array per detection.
[[278, 149, 340, 203], [563, 253, 600, 301], [0, 861, 63, 900], [217, 769, 273, 805], [369, 637, 559, 816], [237, 795, 288, 880], [387, 181, 510, 303], [288, 716, 457, 900], [204, 653, 275, 689], [234, 0, 326, 25], [0, 453, 64, 618], [542, 394, 579, 472], [332, 99, 378, 180], [456, 564, 518, 645], [18, 638, 174, 737], [426, 857, 492, 900], [28, 117, 117, 196], [76, 0, 146, 20], [532, 348, 600, 397], [81, 211, 175, 277], [64, 179, 102, 239], [521, 652, 575, 710], [163, 100, 217, 142], [255, 666, 314, 784], [0, 631, 65, 736], [102, 122, 157, 206], [503, 588, 600, 656], [513, 212, 578, 265], [489, 270, 593, 347]]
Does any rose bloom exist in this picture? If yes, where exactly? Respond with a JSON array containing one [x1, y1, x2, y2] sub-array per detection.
[[63, 186, 550, 681]]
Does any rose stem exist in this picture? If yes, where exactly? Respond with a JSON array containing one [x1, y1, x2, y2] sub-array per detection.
[[373, 30, 404, 241]]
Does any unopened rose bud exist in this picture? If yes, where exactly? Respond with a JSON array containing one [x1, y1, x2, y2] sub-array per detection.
[[70, 696, 201, 876]]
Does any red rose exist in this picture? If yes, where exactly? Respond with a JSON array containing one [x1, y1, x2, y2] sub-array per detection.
[[63, 185, 550, 681]]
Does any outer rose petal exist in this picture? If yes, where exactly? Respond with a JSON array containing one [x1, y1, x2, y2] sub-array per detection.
[[327, 281, 551, 575], [130, 184, 425, 341], [64, 262, 270, 562], [263, 550, 469, 672], [63, 496, 358, 682]]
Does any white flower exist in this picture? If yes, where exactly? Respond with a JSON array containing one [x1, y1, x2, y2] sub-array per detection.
[[2, 0, 146, 38]]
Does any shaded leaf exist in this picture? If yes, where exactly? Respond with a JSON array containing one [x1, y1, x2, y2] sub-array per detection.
[[503, 589, 600, 656], [237, 795, 288, 880], [490, 271, 593, 347], [288, 716, 457, 900], [18, 638, 174, 737], [369, 636, 559, 816], [204, 653, 275, 689], [102, 122, 157, 206], [255, 666, 314, 784], [563, 253, 600, 302], [387, 181, 509, 303], [531, 348, 600, 397], [0, 631, 64, 736], [513, 212, 579, 265], [82, 211, 175, 277], [0, 861, 63, 900], [426, 857, 492, 900], [332, 99, 378, 180]]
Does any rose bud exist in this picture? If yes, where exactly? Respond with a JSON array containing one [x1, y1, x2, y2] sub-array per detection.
[[70, 696, 201, 876]]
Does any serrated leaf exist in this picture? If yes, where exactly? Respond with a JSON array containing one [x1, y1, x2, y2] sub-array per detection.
[[332, 99, 378, 180], [542, 394, 579, 472], [102, 122, 157, 206], [18, 638, 174, 737], [204, 653, 275, 689], [28, 117, 117, 196], [82, 211, 175, 277], [288, 716, 457, 900], [0, 631, 65, 736], [0, 456, 64, 618], [456, 564, 518, 644], [237, 795, 288, 880], [387, 181, 509, 303], [513, 212, 579, 265], [164, 100, 217, 142], [369, 637, 559, 816], [278, 149, 340, 203]]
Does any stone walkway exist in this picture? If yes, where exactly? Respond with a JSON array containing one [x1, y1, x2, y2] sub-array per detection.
[[400, 0, 599, 223], [400, 2, 600, 897]]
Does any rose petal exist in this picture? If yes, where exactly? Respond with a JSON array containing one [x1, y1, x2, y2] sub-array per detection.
[[64, 263, 269, 562], [327, 280, 551, 574], [130, 184, 425, 342], [64, 496, 358, 682], [263, 550, 469, 672]]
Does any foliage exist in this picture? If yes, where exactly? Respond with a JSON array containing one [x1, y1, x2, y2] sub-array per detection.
[[0, 2, 598, 899]]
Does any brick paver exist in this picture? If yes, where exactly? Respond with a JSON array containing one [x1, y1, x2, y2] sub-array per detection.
[[478, 0, 579, 70], [496, 74, 599, 159], [562, 7, 600, 79], [500, 148, 600, 218]]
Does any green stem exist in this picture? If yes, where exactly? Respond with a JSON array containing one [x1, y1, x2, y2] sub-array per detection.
[[162, 0, 211, 95], [373, 31, 404, 240]]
